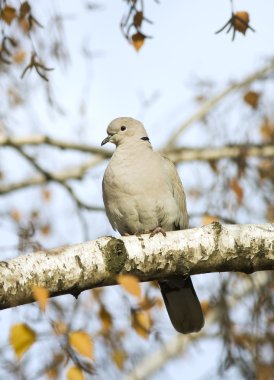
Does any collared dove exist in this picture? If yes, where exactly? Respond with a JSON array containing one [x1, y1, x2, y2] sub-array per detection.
[[101, 117, 204, 334]]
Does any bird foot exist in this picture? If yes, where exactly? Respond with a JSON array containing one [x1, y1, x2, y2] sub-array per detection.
[[149, 227, 167, 238]]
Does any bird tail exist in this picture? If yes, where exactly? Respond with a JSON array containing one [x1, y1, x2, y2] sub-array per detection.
[[159, 276, 204, 334]]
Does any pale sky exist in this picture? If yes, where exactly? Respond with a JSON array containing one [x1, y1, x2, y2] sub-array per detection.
[[1, 1, 274, 379]]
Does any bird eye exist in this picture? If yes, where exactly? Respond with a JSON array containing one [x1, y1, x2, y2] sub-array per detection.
[[121, 126, 126, 131]]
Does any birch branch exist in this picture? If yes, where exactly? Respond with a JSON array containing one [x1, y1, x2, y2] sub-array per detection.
[[0, 135, 112, 158], [0, 223, 273, 310], [1, 143, 273, 196], [2, 135, 274, 162], [165, 59, 274, 148], [166, 144, 274, 163], [0, 157, 104, 197]]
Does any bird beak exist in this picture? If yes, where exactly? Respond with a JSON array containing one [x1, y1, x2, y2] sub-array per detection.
[[101, 136, 110, 146]]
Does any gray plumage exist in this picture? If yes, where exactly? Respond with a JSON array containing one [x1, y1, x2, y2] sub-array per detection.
[[102, 117, 204, 334]]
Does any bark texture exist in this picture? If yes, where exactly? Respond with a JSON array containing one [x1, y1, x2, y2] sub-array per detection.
[[0, 222, 273, 310]]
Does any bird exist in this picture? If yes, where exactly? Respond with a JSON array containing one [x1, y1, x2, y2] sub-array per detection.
[[101, 117, 204, 334]]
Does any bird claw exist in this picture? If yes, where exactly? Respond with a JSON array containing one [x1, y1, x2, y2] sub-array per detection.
[[149, 227, 167, 238]]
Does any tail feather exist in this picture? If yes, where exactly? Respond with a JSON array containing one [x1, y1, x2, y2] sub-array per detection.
[[159, 276, 204, 334]]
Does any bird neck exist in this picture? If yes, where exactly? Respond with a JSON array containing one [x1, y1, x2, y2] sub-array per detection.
[[116, 138, 152, 152]]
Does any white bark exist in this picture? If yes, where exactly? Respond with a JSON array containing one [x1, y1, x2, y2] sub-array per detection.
[[0, 223, 273, 310]]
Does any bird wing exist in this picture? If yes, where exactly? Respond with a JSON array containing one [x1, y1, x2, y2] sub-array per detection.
[[162, 156, 189, 230]]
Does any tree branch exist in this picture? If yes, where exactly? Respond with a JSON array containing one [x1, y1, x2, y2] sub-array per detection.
[[1, 143, 273, 196], [0, 222, 273, 310], [122, 271, 269, 380], [166, 144, 274, 163], [0, 135, 111, 157], [165, 59, 274, 148]]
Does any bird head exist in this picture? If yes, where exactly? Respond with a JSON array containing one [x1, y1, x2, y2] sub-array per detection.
[[101, 117, 149, 146]]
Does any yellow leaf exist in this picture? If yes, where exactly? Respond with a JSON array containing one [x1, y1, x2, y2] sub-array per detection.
[[10, 209, 22, 222], [67, 366, 85, 380], [112, 349, 126, 370], [46, 368, 58, 379], [260, 119, 274, 142], [202, 215, 219, 225], [117, 274, 141, 298], [69, 331, 93, 359], [19, 17, 30, 32], [132, 32, 145, 52], [13, 50, 26, 64], [132, 310, 151, 339], [138, 296, 157, 311], [32, 286, 49, 312], [99, 305, 112, 331], [1, 6, 17, 25], [40, 223, 51, 235], [200, 300, 212, 316], [9, 323, 36, 358]]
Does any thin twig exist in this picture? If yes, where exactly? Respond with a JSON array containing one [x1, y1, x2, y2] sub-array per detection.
[[165, 59, 274, 148]]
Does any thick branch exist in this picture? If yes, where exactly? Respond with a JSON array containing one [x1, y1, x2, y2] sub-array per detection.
[[0, 223, 273, 310]]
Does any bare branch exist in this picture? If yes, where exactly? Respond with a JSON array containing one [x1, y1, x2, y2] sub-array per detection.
[[2, 135, 274, 161], [122, 272, 268, 380], [0, 135, 111, 157], [166, 144, 274, 163], [0, 222, 273, 310], [165, 59, 274, 148]]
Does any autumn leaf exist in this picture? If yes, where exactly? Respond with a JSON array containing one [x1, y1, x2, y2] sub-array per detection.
[[67, 366, 85, 380], [112, 349, 126, 370], [46, 368, 58, 379], [10, 209, 22, 222], [19, 17, 30, 32], [41, 223, 51, 235], [117, 274, 141, 298], [69, 331, 93, 359], [1, 6, 17, 25], [32, 285, 49, 312], [13, 50, 26, 64], [9, 323, 36, 359], [133, 11, 143, 28], [229, 178, 244, 203], [20, 2, 31, 17], [132, 32, 145, 52], [202, 215, 219, 225], [266, 205, 274, 222], [200, 300, 212, 316], [132, 310, 152, 339], [99, 305, 112, 331], [233, 12, 250, 34], [243, 91, 260, 109], [260, 119, 274, 142]]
